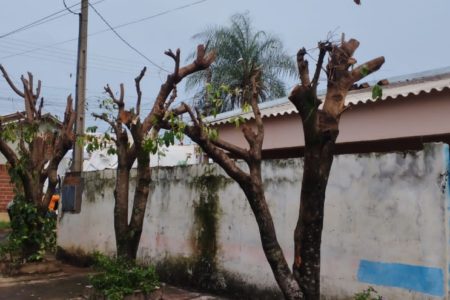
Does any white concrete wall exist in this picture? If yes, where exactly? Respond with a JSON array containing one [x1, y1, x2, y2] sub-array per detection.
[[58, 143, 450, 299]]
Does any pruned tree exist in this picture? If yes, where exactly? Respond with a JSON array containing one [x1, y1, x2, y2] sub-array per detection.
[[0, 65, 76, 210], [288, 37, 384, 298], [91, 45, 214, 260], [163, 69, 303, 298], [0, 65, 76, 257], [163, 37, 384, 299]]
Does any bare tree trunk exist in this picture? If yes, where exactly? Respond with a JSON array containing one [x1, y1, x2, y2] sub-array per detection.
[[293, 141, 335, 299], [289, 39, 384, 299], [164, 70, 305, 299], [243, 165, 303, 300], [114, 165, 131, 259], [127, 154, 152, 260], [92, 46, 215, 260]]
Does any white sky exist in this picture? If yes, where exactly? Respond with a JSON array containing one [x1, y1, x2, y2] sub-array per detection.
[[1, 0, 449, 129]]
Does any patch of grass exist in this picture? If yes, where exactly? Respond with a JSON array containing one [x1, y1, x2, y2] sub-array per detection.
[[89, 253, 159, 300], [0, 221, 10, 230]]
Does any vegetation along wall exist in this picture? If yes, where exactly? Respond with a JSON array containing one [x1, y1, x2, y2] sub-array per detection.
[[57, 143, 450, 299]]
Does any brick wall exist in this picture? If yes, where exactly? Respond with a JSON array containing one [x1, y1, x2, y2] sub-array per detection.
[[0, 165, 15, 212]]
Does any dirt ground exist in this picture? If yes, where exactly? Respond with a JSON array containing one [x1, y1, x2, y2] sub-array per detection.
[[0, 229, 228, 299], [0, 257, 227, 300]]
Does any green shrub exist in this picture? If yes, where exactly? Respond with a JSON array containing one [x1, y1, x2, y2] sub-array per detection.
[[0, 221, 10, 230], [0, 195, 56, 263], [354, 286, 383, 300], [89, 253, 159, 300]]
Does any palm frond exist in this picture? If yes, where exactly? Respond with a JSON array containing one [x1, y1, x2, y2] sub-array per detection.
[[186, 12, 296, 113]]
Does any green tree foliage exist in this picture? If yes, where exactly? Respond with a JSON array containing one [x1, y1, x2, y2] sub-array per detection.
[[186, 12, 296, 113]]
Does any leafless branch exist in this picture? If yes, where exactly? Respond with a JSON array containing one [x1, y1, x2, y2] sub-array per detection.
[[211, 137, 249, 160], [311, 42, 331, 90], [297, 48, 310, 87], [143, 44, 215, 133], [135, 67, 147, 116], [164, 86, 178, 110], [104, 84, 124, 107], [351, 57, 386, 82], [165, 49, 181, 78], [0, 65, 25, 97], [92, 112, 117, 133], [37, 97, 44, 117], [251, 71, 263, 132]]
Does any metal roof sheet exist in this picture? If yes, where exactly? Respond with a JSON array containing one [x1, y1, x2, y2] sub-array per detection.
[[208, 68, 450, 125]]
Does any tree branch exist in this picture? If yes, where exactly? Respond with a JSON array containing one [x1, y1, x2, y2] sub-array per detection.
[[182, 124, 250, 184], [165, 48, 180, 78], [311, 42, 331, 90], [351, 56, 386, 82], [210, 137, 249, 160], [164, 86, 178, 111], [64, 95, 76, 134], [297, 48, 310, 87], [250, 69, 264, 146], [37, 97, 44, 118], [21, 76, 38, 119], [104, 84, 124, 107], [323, 37, 385, 119], [0, 65, 25, 97], [0, 138, 19, 167], [143, 44, 215, 133], [92, 112, 118, 133], [135, 67, 147, 116]]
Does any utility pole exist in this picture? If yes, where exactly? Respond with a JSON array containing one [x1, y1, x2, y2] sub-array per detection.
[[72, 0, 88, 172]]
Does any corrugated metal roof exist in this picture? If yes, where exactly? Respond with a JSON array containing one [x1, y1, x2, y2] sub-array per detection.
[[208, 67, 450, 125], [0, 111, 62, 127]]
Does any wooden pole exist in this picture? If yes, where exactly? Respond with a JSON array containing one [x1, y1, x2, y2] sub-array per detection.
[[72, 0, 88, 172]]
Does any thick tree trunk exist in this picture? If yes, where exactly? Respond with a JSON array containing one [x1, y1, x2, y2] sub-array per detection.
[[242, 164, 303, 300], [114, 166, 131, 259], [293, 139, 336, 300], [127, 154, 151, 260]]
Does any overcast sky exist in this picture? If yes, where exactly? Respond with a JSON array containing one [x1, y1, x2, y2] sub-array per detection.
[[1, 0, 449, 128]]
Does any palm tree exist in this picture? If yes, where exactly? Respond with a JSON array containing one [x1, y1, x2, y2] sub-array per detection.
[[186, 13, 296, 113]]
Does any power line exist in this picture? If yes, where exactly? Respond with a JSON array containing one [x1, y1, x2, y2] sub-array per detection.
[[63, 0, 79, 15], [88, 3, 169, 73], [1, 37, 147, 68], [0, 0, 106, 39], [100, 0, 207, 32], [0, 47, 141, 75], [0, 0, 208, 63]]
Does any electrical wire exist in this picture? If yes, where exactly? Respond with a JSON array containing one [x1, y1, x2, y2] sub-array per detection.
[[63, 0, 79, 15], [1, 37, 146, 68], [88, 3, 169, 73], [0, 0, 106, 39], [0, 0, 208, 63]]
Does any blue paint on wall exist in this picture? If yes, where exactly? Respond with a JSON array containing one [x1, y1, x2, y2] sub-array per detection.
[[357, 260, 444, 297]]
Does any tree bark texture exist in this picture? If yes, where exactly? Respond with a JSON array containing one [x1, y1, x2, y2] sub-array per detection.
[[289, 39, 384, 299], [0, 66, 76, 258], [159, 38, 383, 299], [0, 65, 76, 210], [163, 71, 302, 299], [93, 45, 215, 260]]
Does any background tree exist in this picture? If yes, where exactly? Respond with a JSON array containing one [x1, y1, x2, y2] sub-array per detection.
[[186, 13, 296, 113], [90, 45, 214, 260], [0, 65, 76, 257], [164, 36, 383, 299]]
